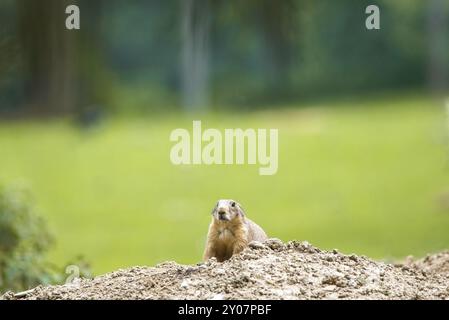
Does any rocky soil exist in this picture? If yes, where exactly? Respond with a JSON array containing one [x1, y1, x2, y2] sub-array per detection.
[[2, 239, 449, 300]]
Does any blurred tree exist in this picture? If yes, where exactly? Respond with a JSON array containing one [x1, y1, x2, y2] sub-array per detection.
[[181, 0, 211, 111], [75, 0, 109, 124], [0, 1, 21, 113], [257, 0, 297, 96], [17, 0, 78, 114], [0, 0, 445, 114], [427, 0, 449, 93]]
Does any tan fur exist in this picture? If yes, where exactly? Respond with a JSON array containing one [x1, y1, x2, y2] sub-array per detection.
[[203, 200, 268, 262]]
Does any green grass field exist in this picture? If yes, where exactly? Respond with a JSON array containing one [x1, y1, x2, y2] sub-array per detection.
[[1, 94, 449, 275]]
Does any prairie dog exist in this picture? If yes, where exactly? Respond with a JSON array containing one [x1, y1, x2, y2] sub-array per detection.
[[203, 199, 268, 262]]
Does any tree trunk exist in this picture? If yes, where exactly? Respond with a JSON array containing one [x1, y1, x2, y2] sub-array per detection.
[[427, 0, 449, 93], [259, 0, 296, 95], [181, 0, 211, 112], [17, 0, 77, 115]]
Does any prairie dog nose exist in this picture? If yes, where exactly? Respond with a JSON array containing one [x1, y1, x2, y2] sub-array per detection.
[[218, 210, 228, 221], [217, 207, 227, 215]]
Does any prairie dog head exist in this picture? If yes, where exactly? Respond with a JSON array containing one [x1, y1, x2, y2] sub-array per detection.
[[211, 199, 245, 223]]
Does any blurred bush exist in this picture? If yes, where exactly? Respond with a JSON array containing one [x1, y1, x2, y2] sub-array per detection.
[[0, 183, 91, 293]]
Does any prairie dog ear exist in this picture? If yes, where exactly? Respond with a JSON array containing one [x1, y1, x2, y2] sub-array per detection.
[[236, 202, 245, 217]]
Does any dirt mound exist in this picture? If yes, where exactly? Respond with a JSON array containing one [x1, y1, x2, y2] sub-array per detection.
[[405, 251, 449, 277], [2, 239, 449, 300]]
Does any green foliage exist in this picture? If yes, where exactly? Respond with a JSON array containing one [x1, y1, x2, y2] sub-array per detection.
[[0, 183, 92, 293], [0, 183, 55, 291]]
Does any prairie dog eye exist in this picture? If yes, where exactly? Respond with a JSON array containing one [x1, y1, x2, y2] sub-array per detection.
[[231, 201, 236, 208]]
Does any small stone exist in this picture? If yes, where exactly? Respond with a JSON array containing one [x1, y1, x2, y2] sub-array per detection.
[[214, 268, 226, 275], [349, 254, 358, 262], [180, 279, 190, 289], [209, 294, 225, 300], [265, 238, 284, 251], [249, 241, 266, 250], [206, 257, 218, 265], [327, 293, 339, 300]]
